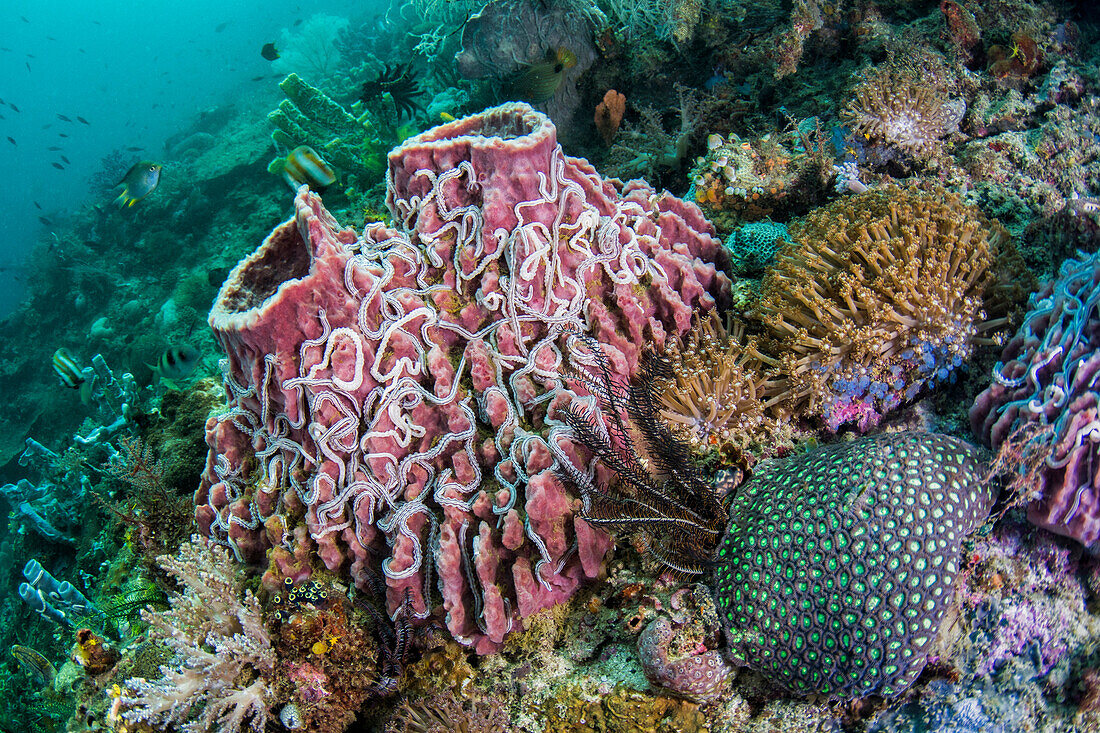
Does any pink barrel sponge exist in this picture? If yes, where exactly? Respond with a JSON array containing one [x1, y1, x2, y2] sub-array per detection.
[[196, 103, 729, 653]]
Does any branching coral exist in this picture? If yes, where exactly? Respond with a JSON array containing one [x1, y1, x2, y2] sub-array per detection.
[[121, 536, 274, 733], [842, 66, 965, 160], [755, 185, 1023, 431], [654, 310, 780, 451]]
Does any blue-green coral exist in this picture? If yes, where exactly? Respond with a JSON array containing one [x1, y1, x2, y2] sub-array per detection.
[[723, 221, 790, 275], [711, 432, 995, 698]]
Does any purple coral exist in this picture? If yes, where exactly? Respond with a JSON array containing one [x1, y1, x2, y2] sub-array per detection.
[[971, 251, 1100, 548], [637, 616, 733, 703]]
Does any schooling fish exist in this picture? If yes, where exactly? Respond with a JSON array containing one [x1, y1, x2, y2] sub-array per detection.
[[215, 21, 229, 32], [52, 348, 85, 389], [9, 102, 19, 112], [60, 155, 69, 164], [38, 216, 51, 226], [33, 201, 41, 209], [57, 113, 71, 122], [125, 146, 144, 151], [47, 145, 62, 151], [6, 137, 14, 145], [58, 133, 69, 138], [261, 42, 279, 61], [51, 162, 64, 170], [77, 116, 89, 124], [114, 161, 161, 207], [278, 145, 335, 191]]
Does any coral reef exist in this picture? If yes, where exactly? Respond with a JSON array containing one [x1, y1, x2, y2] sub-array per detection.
[[971, 251, 1100, 549], [755, 185, 1025, 431], [690, 123, 833, 228], [196, 102, 727, 654], [842, 65, 966, 161]]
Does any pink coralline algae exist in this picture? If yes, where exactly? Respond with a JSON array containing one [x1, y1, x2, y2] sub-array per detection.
[[638, 616, 733, 703], [971, 251, 1100, 549], [195, 103, 728, 653]]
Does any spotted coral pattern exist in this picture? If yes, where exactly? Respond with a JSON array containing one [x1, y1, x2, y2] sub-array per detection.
[[710, 432, 995, 698]]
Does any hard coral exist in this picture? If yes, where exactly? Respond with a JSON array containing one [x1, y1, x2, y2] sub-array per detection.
[[756, 185, 1020, 431], [197, 102, 727, 654], [842, 66, 965, 160], [712, 432, 996, 698], [971, 251, 1100, 549]]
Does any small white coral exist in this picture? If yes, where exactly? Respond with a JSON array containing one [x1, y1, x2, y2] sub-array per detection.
[[121, 536, 274, 733]]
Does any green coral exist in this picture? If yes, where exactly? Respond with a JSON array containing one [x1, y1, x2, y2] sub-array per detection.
[[723, 220, 791, 276], [711, 432, 995, 698], [267, 73, 387, 190]]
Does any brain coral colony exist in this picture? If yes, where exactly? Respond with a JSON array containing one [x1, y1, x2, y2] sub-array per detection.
[[1, 1, 1100, 733]]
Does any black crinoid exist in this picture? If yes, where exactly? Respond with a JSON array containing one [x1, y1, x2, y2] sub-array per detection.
[[359, 63, 423, 119], [555, 333, 728, 575]]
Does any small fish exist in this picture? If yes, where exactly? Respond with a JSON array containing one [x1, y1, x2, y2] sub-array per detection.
[[9, 102, 20, 112], [114, 160, 162, 207], [51, 162, 64, 170], [77, 116, 89, 124], [279, 145, 336, 191], [19, 15, 29, 23], [47, 145, 62, 151], [57, 113, 71, 122], [251, 75, 265, 82], [26, 53, 35, 59], [5, 137, 14, 146], [60, 155, 70, 164], [215, 21, 229, 32], [261, 42, 279, 61], [154, 345, 201, 383], [293, 18, 302, 26], [440, 111, 455, 122], [58, 133, 69, 137], [52, 348, 85, 389], [25, 61, 30, 71], [504, 47, 577, 104], [38, 216, 51, 226], [125, 146, 144, 151], [33, 201, 41, 209], [10, 646, 55, 687]]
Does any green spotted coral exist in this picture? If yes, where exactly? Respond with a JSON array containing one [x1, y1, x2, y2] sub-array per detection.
[[711, 432, 995, 698], [559, 343, 996, 699]]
